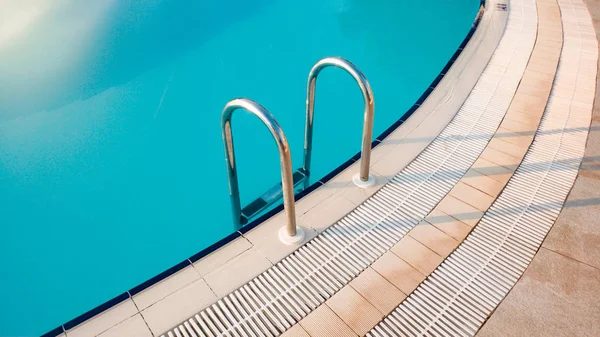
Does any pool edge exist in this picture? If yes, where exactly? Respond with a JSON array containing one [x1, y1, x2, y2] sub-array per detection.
[[40, 1, 489, 336]]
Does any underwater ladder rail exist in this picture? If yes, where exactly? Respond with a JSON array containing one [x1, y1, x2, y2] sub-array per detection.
[[221, 56, 375, 244]]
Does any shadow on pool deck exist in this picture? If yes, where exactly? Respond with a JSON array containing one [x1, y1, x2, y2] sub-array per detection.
[[476, 0, 600, 333]]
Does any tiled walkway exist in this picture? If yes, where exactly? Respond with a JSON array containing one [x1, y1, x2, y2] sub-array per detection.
[[477, 0, 600, 334]]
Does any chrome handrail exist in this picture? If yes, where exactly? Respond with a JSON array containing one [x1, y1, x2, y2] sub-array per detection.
[[221, 98, 303, 243], [303, 56, 375, 187]]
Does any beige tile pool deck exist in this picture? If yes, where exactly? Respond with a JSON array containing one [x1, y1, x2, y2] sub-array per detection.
[[477, 0, 600, 335], [54, 0, 600, 335]]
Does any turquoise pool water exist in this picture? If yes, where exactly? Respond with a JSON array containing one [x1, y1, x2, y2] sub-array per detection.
[[0, 0, 479, 335]]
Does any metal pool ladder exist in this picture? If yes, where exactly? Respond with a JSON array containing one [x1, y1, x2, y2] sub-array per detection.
[[221, 98, 305, 244], [220, 57, 375, 241], [303, 56, 375, 188]]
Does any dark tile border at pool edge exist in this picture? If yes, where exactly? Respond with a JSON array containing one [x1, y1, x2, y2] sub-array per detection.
[[41, 2, 486, 336], [40, 326, 64, 337]]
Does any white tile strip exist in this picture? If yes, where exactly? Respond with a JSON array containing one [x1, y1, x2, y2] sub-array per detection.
[[159, 1, 538, 336], [366, 0, 597, 336]]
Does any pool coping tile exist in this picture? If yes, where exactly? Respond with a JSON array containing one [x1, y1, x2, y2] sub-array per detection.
[[132, 265, 202, 311], [96, 314, 152, 337], [203, 247, 273, 298], [65, 299, 138, 337], [139, 278, 217, 336]]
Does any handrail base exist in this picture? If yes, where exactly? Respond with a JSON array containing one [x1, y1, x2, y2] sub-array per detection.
[[278, 225, 306, 245], [352, 173, 375, 189]]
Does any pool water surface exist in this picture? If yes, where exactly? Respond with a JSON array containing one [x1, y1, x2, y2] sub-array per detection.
[[0, 0, 479, 335]]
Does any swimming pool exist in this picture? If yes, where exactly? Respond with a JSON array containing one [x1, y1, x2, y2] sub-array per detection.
[[0, 0, 480, 335]]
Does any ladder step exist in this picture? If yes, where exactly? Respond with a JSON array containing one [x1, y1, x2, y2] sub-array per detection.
[[240, 168, 308, 225]]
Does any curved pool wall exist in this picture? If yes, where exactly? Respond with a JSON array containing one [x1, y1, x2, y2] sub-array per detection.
[[0, 1, 481, 335]]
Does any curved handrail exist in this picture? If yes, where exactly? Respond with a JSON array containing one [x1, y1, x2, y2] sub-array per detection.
[[303, 56, 375, 185], [221, 98, 299, 238]]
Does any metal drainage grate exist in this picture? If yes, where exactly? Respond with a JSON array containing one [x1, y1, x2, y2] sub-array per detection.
[[367, 0, 596, 335], [160, 1, 538, 336]]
